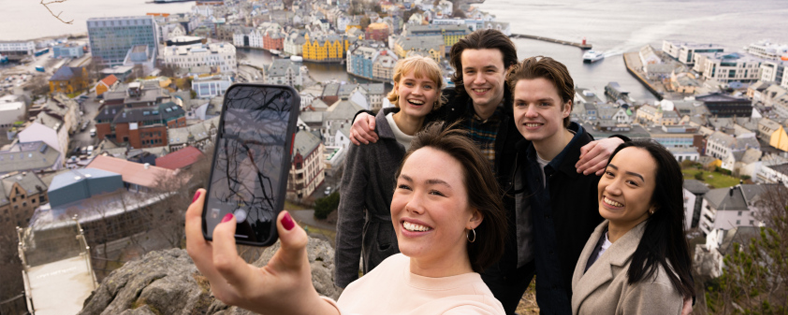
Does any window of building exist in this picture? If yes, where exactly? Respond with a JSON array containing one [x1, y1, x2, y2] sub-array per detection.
[[737, 211, 742, 216], [736, 220, 741, 225]]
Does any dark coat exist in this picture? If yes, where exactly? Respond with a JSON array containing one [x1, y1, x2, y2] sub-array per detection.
[[334, 108, 403, 288], [518, 128, 604, 313]]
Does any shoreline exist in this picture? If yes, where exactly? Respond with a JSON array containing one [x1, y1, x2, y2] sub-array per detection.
[[3, 32, 88, 43]]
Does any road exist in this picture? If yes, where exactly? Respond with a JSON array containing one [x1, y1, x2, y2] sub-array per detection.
[[67, 92, 101, 156]]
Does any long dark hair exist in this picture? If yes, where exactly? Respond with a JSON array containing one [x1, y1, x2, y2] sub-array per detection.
[[397, 123, 508, 272], [610, 140, 695, 298], [449, 29, 518, 99]]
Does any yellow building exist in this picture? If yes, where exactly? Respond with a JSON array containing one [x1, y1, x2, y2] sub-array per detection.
[[770, 125, 788, 152], [302, 34, 350, 62], [49, 66, 88, 94]]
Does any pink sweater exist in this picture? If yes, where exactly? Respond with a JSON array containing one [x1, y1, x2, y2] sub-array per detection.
[[325, 254, 505, 315]]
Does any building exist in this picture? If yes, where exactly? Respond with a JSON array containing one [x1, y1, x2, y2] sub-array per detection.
[[106, 102, 186, 148], [366, 23, 391, 42], [0, 97, 25, 128], [695, 93, 753, 117], [0, 141, 62, 176], [263, 27, 287, 51], [162, 42, 237, 74], [287, 129, 325, 199], [167, 116, 218, 151], [683, 179, 710, 230], [759, 60, 788, 89], [283, 31, 307, 56], [265, 59, 303, 87], [154, 146, 204, 170], [745, 39, 788, 61], [192, 74, 232, 99], [662, 40, 725, 66], [0, 40, 35, 57], [403, 24, 470, 54], [699, 185, 771, 235], [87, 16, 159, 67], [52, 43, 85, 59], [49, 66, 89, 94], [705, 131, 760, 163], [0, 172, 48, 227], [347, 43, 397, 82], [693, 52, 764, 83], [391, 35, 444, 62], [95, 75, 119, 96], [302, 33, 351, 62]]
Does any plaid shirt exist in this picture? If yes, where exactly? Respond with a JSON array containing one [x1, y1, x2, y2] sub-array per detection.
[[465, 107, 503, 164]]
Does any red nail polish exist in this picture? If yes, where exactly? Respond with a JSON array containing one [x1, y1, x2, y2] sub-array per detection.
[[192, 191, 201, 203], [221, 213, 233, 223], [282, 212, 295, 230]]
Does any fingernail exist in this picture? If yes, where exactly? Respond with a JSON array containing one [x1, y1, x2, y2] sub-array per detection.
[[192, 191, 201, 203], [221, 213, 234, 223], [282, 212, 295, 230]]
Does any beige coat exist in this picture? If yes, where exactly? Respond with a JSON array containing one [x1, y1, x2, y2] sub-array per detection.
[[571, 220, 682, 315]]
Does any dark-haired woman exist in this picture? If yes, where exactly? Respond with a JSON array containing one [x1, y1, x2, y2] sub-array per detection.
[[571, 140, 695, 314]]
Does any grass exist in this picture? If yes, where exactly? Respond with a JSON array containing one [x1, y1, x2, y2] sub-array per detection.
[[682, 169, 741, 188], [284, 200, 308, 211]]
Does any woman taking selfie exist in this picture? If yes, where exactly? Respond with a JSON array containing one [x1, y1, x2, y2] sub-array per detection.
[[335, 55, 445, 288], [571, 140, 695, 314], [186, 124, 508, 315]]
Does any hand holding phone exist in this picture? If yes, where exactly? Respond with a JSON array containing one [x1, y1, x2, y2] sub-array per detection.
[[202, 84, 300, 246]]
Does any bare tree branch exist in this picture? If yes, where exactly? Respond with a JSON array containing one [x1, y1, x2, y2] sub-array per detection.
[[41, 0, 73, 25]]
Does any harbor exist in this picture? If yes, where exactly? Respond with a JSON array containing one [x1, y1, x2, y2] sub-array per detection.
[[510, 33, 592, 50]]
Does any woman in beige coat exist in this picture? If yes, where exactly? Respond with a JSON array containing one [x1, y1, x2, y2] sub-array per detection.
[[571, 140, 695, 315]]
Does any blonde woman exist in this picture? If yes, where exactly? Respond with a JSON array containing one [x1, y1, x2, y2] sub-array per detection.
[[334, 55, 445, 288]]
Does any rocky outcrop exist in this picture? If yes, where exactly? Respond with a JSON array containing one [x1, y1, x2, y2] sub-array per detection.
[[79, 237, 340, 315]]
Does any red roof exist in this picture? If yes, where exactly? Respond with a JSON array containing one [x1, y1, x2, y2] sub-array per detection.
[[155, 146, 205, 170], [99, 74, 118, 87]]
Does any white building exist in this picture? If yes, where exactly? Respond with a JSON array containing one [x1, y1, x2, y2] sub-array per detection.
[[760, 60, 788, 89], [191, 74, 233, 99], [0, 40, 36, 56], [162, 42, 237, 74], [758, 162, 788, 186], [662, 40, 725, 66], [705, 131, 760, 163], [693, 52, 763, 83], [0, 98, 25, 128], [745, 39, 788, 61], [699, 185, 767, 236], [683, 180, 710, 230]]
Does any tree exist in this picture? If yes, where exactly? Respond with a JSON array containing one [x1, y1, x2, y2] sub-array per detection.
[[704, 185, 788, 314], [156, 60, 179, 78], [314, 191, 340, 220], [0, 220, 24, 302], [27, 74, 50, 97]]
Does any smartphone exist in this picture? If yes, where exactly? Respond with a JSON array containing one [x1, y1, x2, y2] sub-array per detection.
[[202, 83, 300, 246]]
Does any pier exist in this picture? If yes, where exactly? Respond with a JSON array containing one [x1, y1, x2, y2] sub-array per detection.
[[622, 52, 663, 100], [510, 33, 592, 50]]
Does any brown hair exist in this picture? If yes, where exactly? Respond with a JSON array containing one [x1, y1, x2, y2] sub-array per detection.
[[507, 56, 574, 127], [386, 55, 444, 110], [449, 29, 518, 99], [396, 122, 507, 272]]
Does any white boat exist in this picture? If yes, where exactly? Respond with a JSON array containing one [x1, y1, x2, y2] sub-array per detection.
[[583, 50, 604, 63], [290, 56, 303, 62]]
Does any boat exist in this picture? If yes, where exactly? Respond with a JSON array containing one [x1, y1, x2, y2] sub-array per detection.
[[290, 56, 303, 62], [270, 49, 281, 56], [0, 54, 7, 64], [582, 50, 604, 63]]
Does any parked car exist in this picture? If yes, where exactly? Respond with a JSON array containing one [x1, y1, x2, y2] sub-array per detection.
[[89, 128, 96, 137], [324, 186, 332, 195], [86, 145, 94, 156], [80, 121, 89, 131]]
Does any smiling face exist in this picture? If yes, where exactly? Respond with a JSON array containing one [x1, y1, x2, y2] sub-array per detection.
[[598, 147, 658, 231], [512, 78, 572, 144], [461, 48, 507, 112], [394, 70, 440, 119], [391, 147, 482, 271]]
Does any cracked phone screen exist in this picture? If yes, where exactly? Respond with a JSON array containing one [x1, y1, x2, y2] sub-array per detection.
[[205, 86, 292, 242]]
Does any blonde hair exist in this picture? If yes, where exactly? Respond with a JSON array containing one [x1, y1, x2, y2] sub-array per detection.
[[386, 55, 444, 110]]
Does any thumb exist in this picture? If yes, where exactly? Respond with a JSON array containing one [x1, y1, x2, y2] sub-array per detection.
[[274, 211, 309, 269]]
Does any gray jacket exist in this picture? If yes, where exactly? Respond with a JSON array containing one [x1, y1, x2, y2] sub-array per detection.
[[334, 108, 403, 288]]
